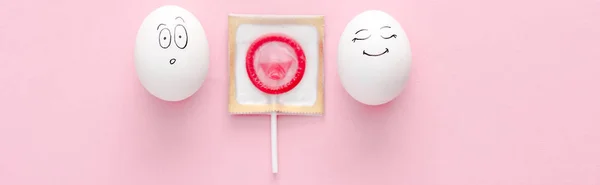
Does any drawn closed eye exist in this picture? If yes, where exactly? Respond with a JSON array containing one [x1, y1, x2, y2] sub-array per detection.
[[352, 35, 371, 43], [381, 34, 397, 39]]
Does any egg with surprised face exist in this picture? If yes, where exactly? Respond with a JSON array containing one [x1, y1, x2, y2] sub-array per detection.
[[135, 5, 210, 101], [338, 10, 412, 106]]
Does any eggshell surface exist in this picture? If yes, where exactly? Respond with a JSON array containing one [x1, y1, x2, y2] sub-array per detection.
[[337, 10, 412, 105], [134, 5, 210, 101]]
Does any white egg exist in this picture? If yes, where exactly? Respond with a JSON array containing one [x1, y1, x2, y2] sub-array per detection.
[[337, 10, 412, 105], [135, 5, 210, 101]]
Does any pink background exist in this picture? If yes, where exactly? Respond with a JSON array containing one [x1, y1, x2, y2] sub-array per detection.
[[1, 0, 600, 184]]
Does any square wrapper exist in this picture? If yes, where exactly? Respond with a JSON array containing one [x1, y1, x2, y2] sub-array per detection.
[[228, 14, 324, 115]]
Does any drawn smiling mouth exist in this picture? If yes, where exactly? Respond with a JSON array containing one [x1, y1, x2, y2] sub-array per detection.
[[363, 48, 389, 57]]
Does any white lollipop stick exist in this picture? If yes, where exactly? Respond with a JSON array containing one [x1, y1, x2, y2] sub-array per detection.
[[270, 111, 278, 174], [270, 96, 278, 174]]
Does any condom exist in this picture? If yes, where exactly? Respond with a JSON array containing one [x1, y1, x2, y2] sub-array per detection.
[[246, 34, 306, 95]]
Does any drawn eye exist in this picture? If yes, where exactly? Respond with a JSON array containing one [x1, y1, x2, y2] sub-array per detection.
[[158, 28, 172, 49], [174, 25, 188, 49], [382, 34, 397, 39], [352, 35, 371, 43]]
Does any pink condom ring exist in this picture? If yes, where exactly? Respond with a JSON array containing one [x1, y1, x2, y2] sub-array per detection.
[[246, 34, 306, 95]]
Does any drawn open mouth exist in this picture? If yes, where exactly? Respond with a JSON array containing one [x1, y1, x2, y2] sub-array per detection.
[[169, 58, 176, 65], [259, 61, 292, 80], [363, 48, 389, 57]]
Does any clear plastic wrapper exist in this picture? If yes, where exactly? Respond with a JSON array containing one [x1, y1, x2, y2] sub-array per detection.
[[228, 14, 324, 115]]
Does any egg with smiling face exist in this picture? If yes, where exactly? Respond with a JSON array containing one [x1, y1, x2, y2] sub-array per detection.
[[338, 10, 412, 106], [134, 5, 210, 101]]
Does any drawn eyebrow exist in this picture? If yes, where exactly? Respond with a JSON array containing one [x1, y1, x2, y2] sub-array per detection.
[[381, 26, 391, 29], [157, 23, 166, 30], [355, 29, 368, 34], [175, 16, 185, 23]]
